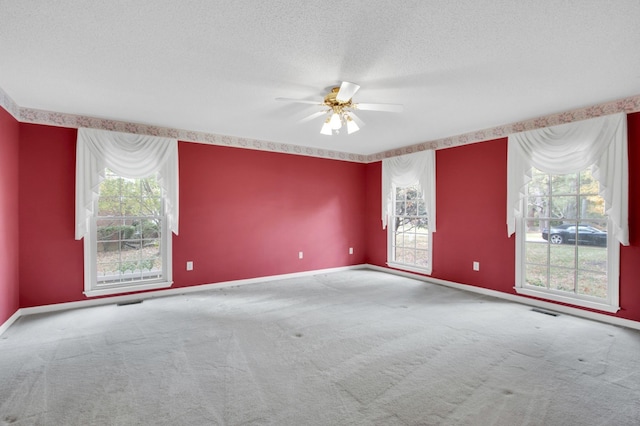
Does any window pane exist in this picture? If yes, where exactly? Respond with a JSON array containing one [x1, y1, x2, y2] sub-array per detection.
[[389, 184, 429, 270], [415, 233, 428, 255], [395, 201, 403, 215], [549, 267, 575, 293], [577, 246, 607, 274], [97, 262, 120, 283], [577, 221, 607, 247], [525, 263, 548, 288], [394, 230, 403, 247], [98, 196, 122, 216], [415, 224, 428, 235], [550, 243, 575, 268], [403, 250, 416, 264], [521, 166, 613, 307], [528, 169, 549, 196], [551, 196, 578, 220], [95, 170, 164, 288], [579, 196, 605, 220], [525, 240, 547, 265], [577, 271, 607, 299], [579, 169, 599, 194], [415, 250, 428, 267], [404, 232, 415, 250], [526, 196, 547, 220], [550, 173, 578, 195], [406, 200, 417, 216]]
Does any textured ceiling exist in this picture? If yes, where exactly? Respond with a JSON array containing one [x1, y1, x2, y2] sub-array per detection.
[[1, 1, 640, 156]]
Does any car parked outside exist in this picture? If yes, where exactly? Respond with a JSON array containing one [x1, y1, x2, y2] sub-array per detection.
[[541, 224, 607, 247]]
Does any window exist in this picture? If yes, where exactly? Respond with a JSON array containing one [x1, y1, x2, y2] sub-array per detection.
[[518, 167, 618, 311], [83, 169, 170, 295], [387, 184, 431, 274], [75, 128, 178, 297], [508, 113, 627, 313], [382, 150, 436, 275]]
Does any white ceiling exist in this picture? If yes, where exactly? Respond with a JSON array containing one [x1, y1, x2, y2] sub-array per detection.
[[1, 1, 640, 156]]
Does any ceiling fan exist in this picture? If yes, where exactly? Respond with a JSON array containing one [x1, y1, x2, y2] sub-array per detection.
[[276, 81, 403, 135]]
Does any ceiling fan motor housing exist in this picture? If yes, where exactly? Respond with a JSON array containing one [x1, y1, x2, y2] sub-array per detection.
[[324, 87, 352, 114]]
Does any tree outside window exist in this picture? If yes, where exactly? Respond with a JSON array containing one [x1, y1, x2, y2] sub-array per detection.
[[95, 169, 164, 285], [389, 185, 430, 270]]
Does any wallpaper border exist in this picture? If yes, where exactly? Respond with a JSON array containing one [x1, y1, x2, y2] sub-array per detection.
[[369, 95, 640, 161], [2, 86, 639, 164]]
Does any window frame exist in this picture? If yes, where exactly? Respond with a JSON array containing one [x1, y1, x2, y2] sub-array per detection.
[[387, 183, 433, 275], [83, 173, 172, 297], [514, 169, 620, 313]]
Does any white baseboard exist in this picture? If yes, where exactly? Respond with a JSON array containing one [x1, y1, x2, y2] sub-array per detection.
[[16, 264, 368, 319], [366, 264, 640, 331], [0, 308, 22, 336], [3, 263, 639, 336]]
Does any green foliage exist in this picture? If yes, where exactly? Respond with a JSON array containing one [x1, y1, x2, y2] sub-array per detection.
[[98, 224, 136, 241], [118, 261, 138, 274], [97, 171, 162, 217], [116, 259, 156, 274], [139, 259, 156, 271], [96, 170, 162, 252], [95, 171, 163, 278], [139, 220, 160, 239], [526, 168, 605, 229]]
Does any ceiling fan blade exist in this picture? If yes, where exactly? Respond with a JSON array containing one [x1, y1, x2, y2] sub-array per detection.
[[354, 102, 403, 113], [298, 110, 328, 123], [348, 111, 365, 128], [336, 81, 360, 102], [275, 97, 323, 105]]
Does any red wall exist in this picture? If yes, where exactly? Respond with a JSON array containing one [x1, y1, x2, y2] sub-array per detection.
[[11, 109, 640, 325], [365, 112, 640, 323], [619, 112, 640, 320], [17, 126, 366, 307], [0, 108, 20, 325], [19, 124, 84, 307], [364, 162, 386, 266], [432, 139, 515, 293], [173, 142, 367, 286]]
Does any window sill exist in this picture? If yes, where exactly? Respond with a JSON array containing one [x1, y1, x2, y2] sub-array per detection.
[[387, 262, 431, 276], [514, 287, 620, 313], [84, 281, 173, 298]]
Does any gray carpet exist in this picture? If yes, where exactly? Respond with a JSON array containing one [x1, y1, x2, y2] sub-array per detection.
[[1, 270, 639, 425]]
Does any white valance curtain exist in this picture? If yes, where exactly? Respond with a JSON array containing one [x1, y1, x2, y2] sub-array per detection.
[[382, 150, 436, 230], [507, 112, 628, 245], [75, 128, 179, 240]]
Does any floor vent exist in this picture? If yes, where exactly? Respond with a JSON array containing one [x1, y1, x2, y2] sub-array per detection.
[[531, 308, 559, 317], [117, 300, 143, 306]]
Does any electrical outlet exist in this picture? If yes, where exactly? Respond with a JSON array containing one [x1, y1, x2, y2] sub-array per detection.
[[473, 261, 480, 271], [349, 247, 354, 255], [186, 261, 193, 271], [298, 251, 303, 259]]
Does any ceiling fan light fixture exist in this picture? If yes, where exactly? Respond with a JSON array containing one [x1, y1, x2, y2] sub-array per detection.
[[329, 112, 342, 130], [320, 119, 332, 135], [277, 81, 403, 136], [346, 115, 360, 134]]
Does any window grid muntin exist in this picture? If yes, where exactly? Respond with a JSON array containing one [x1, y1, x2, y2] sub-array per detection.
[[390, 185, 429, 269], [93, 170, 166, 289], [524, 168, 608, 301]]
